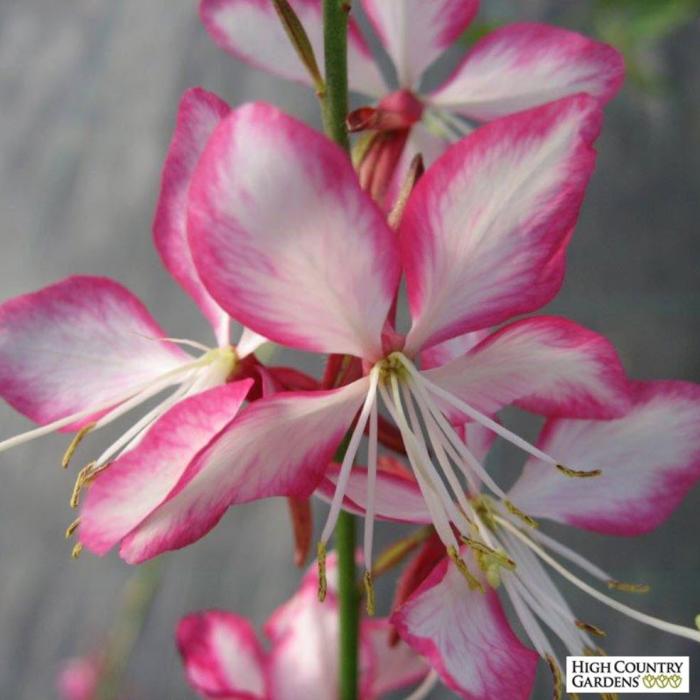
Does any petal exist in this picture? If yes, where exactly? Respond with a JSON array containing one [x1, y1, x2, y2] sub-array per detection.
[[188, 103, 400, 361], [119, 378, 370, 563], [153, 88, 231, 345], [392, 554, 538, 700], [200, 0, 385, 96], [423, 317, 631, 420], [362, 620, 430, 697], [362, 0, 479, 88], [400, 95, 603, 354], [509, 381, 700, 535], [429, 23, 624, 121], [177, 610, 267, 699], [79, 381, 252, 556], [316, 461, 432, 524], [0, 276, 189, 428], [264, 582, 340, 700]]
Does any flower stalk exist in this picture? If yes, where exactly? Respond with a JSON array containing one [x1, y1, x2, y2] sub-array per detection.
[[321, 1, 358, 697]]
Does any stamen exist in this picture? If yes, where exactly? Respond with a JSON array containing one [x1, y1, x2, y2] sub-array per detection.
[[497, 515, 700, 643], [70, 462, 96, 509], [531, 529, 611, 582], [607, 580, 650, 594], [575, 619, 607, 637], [71, 542, 83, 559], [409, 363, 601, 479], [317, 541, 327, 602], [461, 536, 516, 570], [363, 570, 376, 616], [546, 654, 564, 700], [320, 370, 379, 546], [61, 423, 95, 468], [65, 517, 80, 539], [404, 670, 439, 700], [504, 500, 539, 529], [362, 394, 378, 573], [556, 463, 602, 479], [447, 545, 483, 592], [503, 575, 556, 658]]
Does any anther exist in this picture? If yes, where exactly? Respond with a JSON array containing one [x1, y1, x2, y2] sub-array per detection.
[[695, 614, 700, 631], [71, 542, 83, 559], [70, 462, 96, 509], [575, 619, 607, 637], [363, 571, 376, 616], [607, 580, 650, 594], [556, 463, 602, 478], [600, 694, 619, 700], [317, 542, 327, 602], [61, 423, 95, 468], [504, 500, 538, 528], [545, 654, 563, 700], [447, 546, 483, 592], [65, 517, 81, 539], [460, 536, 516, 570]]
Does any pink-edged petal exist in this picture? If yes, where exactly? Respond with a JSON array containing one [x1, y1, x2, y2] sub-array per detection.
[[362, 0, 479, 88], [153, 88, 231, 345], [79, 381, 252, 556], [200, 0, 385, 96], [423, 317, 631, 420], [362, 620, 430, 697], [392, 553, 538, 700], [264, 577, 340, 700], [509, 380, 700, 536], [400, 96, 603, 355], [316, 461, 432, 524], [177, 610, 267, 699], [188, 103, 400, 361], [119, 378, 370, 563], [0, 276, 189, 428], [429, 23, 624, 121]]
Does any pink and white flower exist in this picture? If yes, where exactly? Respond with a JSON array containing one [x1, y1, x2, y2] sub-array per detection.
[[109, 95, 636, 570], [177, 556, 428, 700], [330, 381, 700, 698], [0, 88, 268, 548], [200, 0, 624, 205]]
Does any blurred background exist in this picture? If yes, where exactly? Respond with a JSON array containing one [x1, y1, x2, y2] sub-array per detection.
[[0, 0, 698, 697]]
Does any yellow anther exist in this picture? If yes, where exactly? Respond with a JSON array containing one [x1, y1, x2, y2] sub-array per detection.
[[546, 654, 563, 700], [363, 571, 375, 616], [62, 423, 95, 468], [504, 500, 538, 529], [556, 463, 602, 478], [377, 352, 408, 385], [600, 694, 619, 700], [70, 462, 96, 509], [317, 542, 327, 602], [460, 536, 516, 570], [447, 546, 483, 592], [472, 495, 498, 531], [65, 517, 81, 539], [694, 613, 700, 631], [71, 542, 83, 559], [568, 694, 581, 700], [584, 646, 607, 657], [607, 580, 650, 594], [575, 619, 607, 637]]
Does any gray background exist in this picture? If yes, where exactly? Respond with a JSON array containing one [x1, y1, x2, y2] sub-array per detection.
[[0, 1, 698, 698]]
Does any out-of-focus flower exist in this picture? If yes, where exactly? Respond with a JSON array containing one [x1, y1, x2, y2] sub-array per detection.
[[57, 656, 101, 700], [200, 0, 624, 206], [177, 556, 428, 700], [117, 95, 636, 577], [322, 382, 700, 698]]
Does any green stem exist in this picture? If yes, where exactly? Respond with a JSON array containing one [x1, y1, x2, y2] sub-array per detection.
[[322, 0, 350, 151], [321, 3, 358, 698], [336, 510, 360, 700]]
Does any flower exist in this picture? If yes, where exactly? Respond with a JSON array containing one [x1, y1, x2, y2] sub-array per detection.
[[199, 0, 623, 206], [0, 88, 270, 554], [57, 656, 101, 700], [321, 380, 700, 699], [176, 556, 429, 700], [107, 95, 636, 576]]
